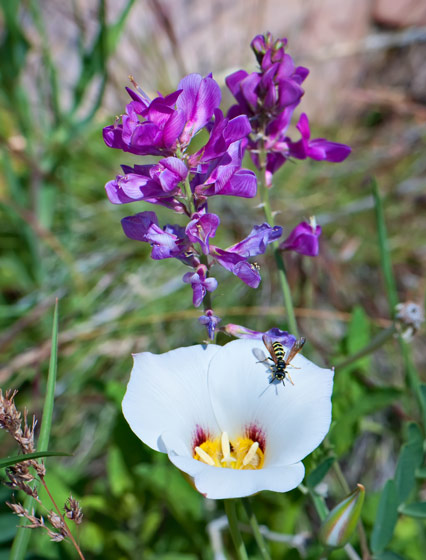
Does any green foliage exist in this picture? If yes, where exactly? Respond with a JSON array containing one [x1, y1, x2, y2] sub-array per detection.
[[370, 423, 425, 555], [1, 3, 425, 560]]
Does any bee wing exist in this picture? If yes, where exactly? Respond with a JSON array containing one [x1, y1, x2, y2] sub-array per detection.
[[253, 347, 267, 362], [284, 337, 306, 364], [262, 334, 276, 359]]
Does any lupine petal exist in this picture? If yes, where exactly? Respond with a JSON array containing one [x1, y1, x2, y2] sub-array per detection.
[[177, 74, 222, 144]]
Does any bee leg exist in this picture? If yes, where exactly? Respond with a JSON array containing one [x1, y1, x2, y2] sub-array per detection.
[[286, 371, 295, 385], [257, 357, 274, 364]]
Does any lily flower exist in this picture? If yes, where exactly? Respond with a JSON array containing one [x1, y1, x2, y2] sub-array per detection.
[[122, 339, 334, 499]]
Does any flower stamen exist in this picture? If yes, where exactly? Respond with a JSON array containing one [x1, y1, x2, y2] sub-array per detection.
[[242, 442, 259, 467], [221, 432, 236, 464], [193, 431, 264, 470], [194, 446, 215, 466]]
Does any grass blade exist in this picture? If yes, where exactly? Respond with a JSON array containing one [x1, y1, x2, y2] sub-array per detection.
[[9, 300, 59, 560], [0, 451, 70, 470], [372, 178, 398, 314]]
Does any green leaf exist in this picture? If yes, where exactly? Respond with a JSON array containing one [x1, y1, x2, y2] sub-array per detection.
[[419, 384, 426, 429], [135, 463, 202, 521], [107, 445, 132, 497], [9, 301, 59, 560], [372, 178, 398, 313], [394, 423, 423, 504], [306, 457, 335, 489], [374, 552, 406, 560], [371, 479, 399, 554], [0, 451, 70, 469], [398, 502, 426, 519], [38, 299, 59, 452], [347, 306, 371, 359], [0, 513, 18, 544], [415, 466, 426, 479]]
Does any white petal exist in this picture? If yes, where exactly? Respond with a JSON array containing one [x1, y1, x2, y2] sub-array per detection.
[[208, 339, 333, 465], [168, 451, 305, 499], [122, 344, 221, 452]]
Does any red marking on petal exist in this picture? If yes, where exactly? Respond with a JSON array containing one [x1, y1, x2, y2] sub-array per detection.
[[192, 425, 210, 450], [245, 423, 266, 453]]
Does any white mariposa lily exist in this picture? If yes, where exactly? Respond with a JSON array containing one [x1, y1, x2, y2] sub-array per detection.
[[122, 338, 333, 500]]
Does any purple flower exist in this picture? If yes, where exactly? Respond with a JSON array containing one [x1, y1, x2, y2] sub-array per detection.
[[189, 109, 252, 165], [226, 37, 306, 124], [288, 113, 351, 162], [121, 211, 190, 260], [227, 223, 282, 257], [279, 218, 322, 257], [222, 324, 296, 347], [105, 158, 188, 212], [194, 141, 257, 199], [183, 265, 218, 307], [210, 223, 282, 287], [211, 248, 262, 288], [103, 74, 221, 158], [198, 309, 221, 340], [103, 90, 185, 157], [225, 34, 351, 185], [251, 33, 287, 64], [176, 74, 222, 145], [185, 212, 220, 254]]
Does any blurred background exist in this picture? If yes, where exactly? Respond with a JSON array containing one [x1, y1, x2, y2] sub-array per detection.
[[0, 1, 425, 559]]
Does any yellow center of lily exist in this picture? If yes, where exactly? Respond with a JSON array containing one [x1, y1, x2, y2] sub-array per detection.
[[194, 431, 265, 470]]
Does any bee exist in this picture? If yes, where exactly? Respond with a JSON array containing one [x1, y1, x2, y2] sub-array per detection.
[[262, 335, 306, 386]]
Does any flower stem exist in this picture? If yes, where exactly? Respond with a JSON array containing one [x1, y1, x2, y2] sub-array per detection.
[[259, 176, 299, 337], [255, 135, 299, 336], [335, 324, 396, 370], [40, 477, 85, 560], [224, 499, 249, 560], [181, 166, 196, 215], [241, 498, 272, 560]]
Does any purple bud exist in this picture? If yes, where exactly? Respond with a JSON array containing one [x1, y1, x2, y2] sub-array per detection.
[[198, 309, 221, 340], [183, 265, 218, 307]]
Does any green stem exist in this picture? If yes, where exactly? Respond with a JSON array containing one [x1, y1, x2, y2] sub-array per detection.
[[182, 167, 196, 216], [372, 178, 424, 417], [224, 499, 249, 560], [241, 498, 272, 560], [335, 324, 396, 370], [257, 146, 299, 337], [371, 179, 398, 313]]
